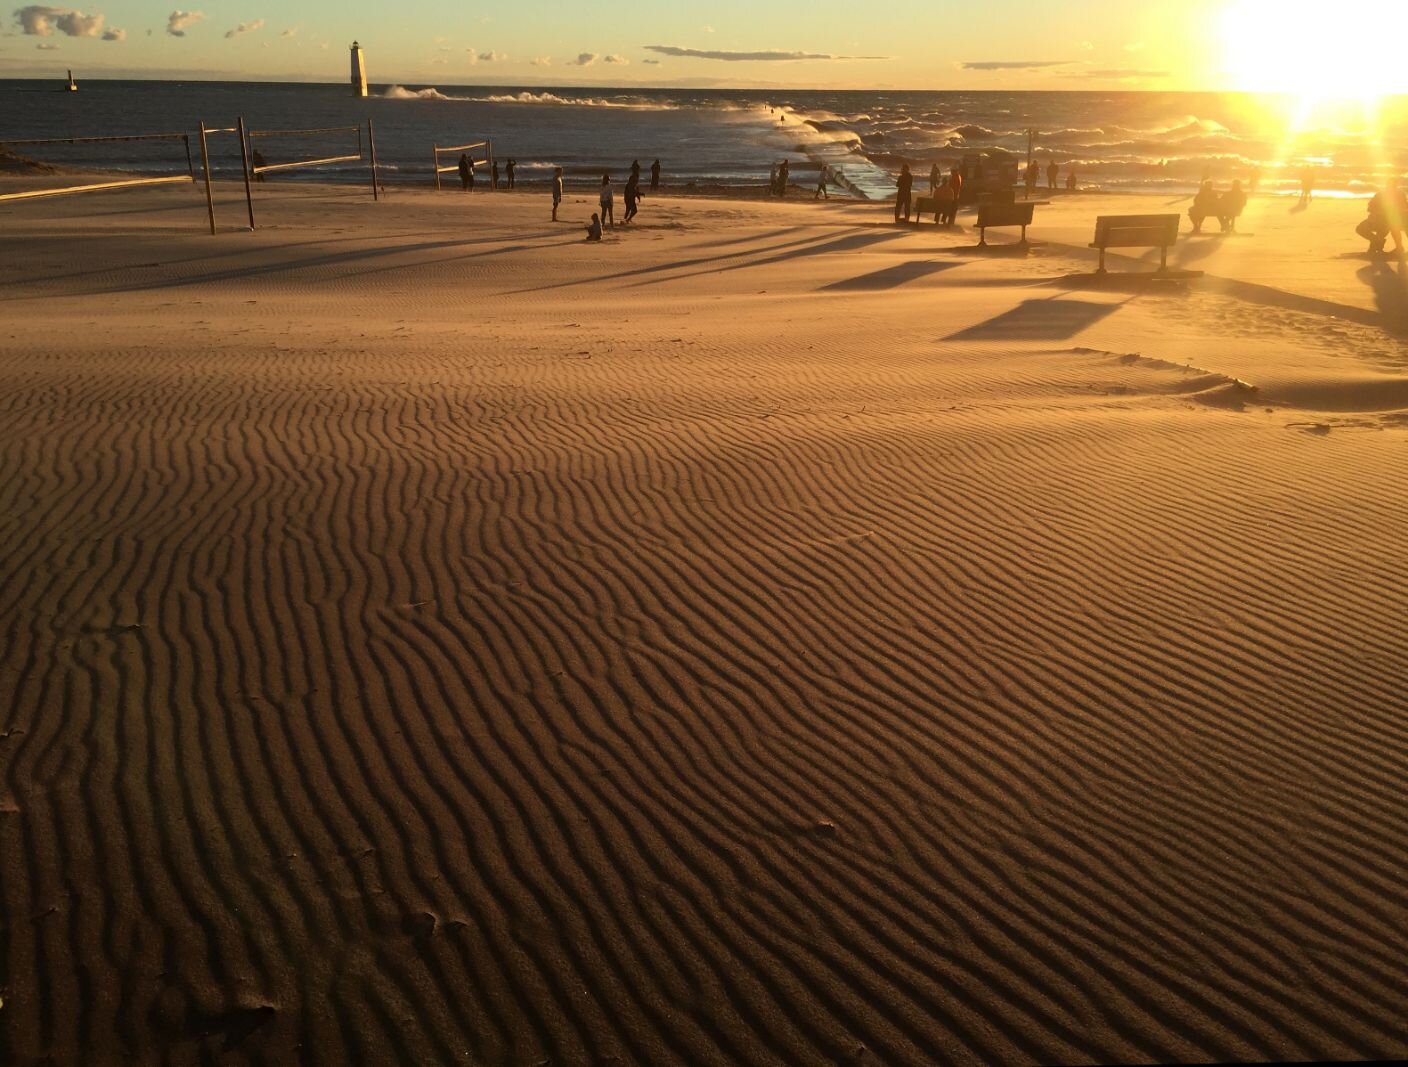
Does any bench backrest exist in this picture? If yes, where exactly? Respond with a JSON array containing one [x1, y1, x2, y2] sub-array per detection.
[[978, 201, 1035, 228], [978, 188, 1016, 206], [1092, 214, 1180, 249]]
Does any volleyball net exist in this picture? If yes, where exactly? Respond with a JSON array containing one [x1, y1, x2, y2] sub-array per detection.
[[0, 131, 197, 203], [432, 139, 493, 191], [246, 121, 380, 201]]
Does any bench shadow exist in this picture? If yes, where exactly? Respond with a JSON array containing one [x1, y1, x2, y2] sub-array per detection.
[[945, 297, 1124, 341], [821, 259, 962, 291], [629, 229, 909, 288]]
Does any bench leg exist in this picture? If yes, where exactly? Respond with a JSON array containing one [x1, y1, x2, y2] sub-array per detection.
[[978, 227, 986, 247], [1097, 248, 1106, 274], [1158, 246, 1168, 273], [1019, 224, 1028, 245]]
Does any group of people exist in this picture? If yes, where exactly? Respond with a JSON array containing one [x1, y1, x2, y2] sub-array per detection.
[[585, 160, 660, 239], [769, 159, 791, 197], [455, 155, 519, 192], [890, 162, 968, 225], [1189, 179, 1249, 234], [1022, 158, 1072, 196]]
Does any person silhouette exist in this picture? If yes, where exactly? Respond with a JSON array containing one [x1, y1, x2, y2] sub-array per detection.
[[895, 162, 912, 223], [506, 158, 515, 189], [1047, 158, 1058, 190], [1222, 179, 1247, 232], [777, 159, 790, 196], [492, 159, 500, 190], [1190, 180, 1220, 234], [929, 162, 940, 194], [599, 173, 615, 227], [551, 166, 563, 221], [623, 168, 641, 223], [815, 164, 829, 200], [457, 153, 471, 191], [1299, 166, 1314, 204], [585, 212, 602, 241], [650, 159, 661, 190]]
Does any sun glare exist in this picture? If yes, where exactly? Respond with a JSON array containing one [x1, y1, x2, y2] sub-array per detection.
[[1221, 0, 1408, 102]]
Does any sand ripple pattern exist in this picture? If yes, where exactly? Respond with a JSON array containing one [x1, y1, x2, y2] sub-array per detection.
[[2, 319, 1407, 1065]]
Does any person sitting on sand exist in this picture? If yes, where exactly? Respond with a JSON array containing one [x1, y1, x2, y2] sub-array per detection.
[[585, 212, 602, 241], [1189, 180, 1221, 234], [599, 173, 615, 227], [551, 166, 563, 221], [815, 164, 829, 200], [458, 153, 471, 192], [895, 163, 913, 223], [1221, 179, 1247, 232], [1357, 180, 1406, 255]]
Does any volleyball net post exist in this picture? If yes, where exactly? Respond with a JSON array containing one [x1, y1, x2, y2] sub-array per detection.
[[431, 139, 492, 191], [0, 131, 197, 204], [194, 118, 256, 234]]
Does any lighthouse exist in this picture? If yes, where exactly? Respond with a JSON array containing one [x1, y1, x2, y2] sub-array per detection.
[[350, 41, 367, 97]]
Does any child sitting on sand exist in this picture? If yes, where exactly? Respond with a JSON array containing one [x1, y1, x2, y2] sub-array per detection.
[[585, 213, 602, 241]]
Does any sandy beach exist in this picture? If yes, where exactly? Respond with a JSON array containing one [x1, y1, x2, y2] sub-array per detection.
[[2, 179, 1407, 1065]]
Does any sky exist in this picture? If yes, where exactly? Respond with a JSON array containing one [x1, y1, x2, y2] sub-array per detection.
[[2, 0, 1406, 92]]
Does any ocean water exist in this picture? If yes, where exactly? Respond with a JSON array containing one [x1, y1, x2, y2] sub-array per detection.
[[2, 80, 1406, 201]]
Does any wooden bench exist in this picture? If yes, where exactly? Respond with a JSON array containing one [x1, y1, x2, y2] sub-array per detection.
[[976, 201, 1035, 245], [1089, 213, 1194, 274], [914, 195, 937, 220]]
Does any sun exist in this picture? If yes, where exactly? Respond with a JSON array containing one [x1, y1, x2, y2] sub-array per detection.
[[1221, 0, 1408, 102]]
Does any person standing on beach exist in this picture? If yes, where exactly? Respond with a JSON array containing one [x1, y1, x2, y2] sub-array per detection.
[[650, 159, 661, 191], [895, 163, 913, 223], [949, 164, 963, 211], [458, 153, 471, 191], [815, 164, 829, 200], [623, 168, 641, 223], [599, 173, 615, 228], [777, 159, 790, 196], [934, 176, 955, 226], [929, 162, 940, 194], [1047, 158, 1059, 190], [551, 166, 563, 221], [769, 162, 778, 196], [491, 160, 500, 190], [1024, 160, 1039, 198], [1299, 166, 1314, 204], [506, 159, 515, 189]]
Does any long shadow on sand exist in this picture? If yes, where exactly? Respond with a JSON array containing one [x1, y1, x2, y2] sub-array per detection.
[[506, 227, 877, 295], [821, 259, 963, 291], [1356, 260, 1408, 336], [945, 297, 1124, 341], [1, 232, 565, 298], [629, 230, 911, 288]]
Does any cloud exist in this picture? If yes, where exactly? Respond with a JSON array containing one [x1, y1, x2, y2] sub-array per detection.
[[570, 51, 596, 66], [529, 55, 550, 66], [15, 5, 105, 37], [36, 40, 58, 48], [961, 59, 1070, 70], [224, 18, 263, 39], [279, 25, 296, 37], [642, 58, 659, 64], [478, 49, 501, 61], [603, 53, 627, 64], [101, 26, 123, 40], [166, 10, 203, 36], [644, 44, 886, 61], [1073, 67, 1170, 79]]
